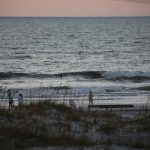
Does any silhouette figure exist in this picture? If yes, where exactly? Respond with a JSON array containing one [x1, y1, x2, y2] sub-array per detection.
[[7, 90, 14, 109], [89, 91, 93, 106], [18, 93, 23, 106]]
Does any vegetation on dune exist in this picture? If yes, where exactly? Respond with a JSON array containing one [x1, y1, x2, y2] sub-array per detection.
[[0, 101, 94, 149], [0, 101, 150, 150], [98, 122, 120, 134]]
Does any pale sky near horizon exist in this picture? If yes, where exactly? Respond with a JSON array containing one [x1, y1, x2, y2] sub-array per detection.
[[0, 0, 150, 17]]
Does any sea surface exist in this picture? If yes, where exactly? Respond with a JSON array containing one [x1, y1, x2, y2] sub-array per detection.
[[0, 17, 150, 106]]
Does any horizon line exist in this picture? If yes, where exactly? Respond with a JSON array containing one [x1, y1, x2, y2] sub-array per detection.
[[0, 15, 150, 18]]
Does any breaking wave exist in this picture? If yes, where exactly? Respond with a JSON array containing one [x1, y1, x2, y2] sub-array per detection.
[[0, 72, 52, 79], [0, 71, 150, 80], [0, 71, 102, 79], [101, 71, 150, 80]]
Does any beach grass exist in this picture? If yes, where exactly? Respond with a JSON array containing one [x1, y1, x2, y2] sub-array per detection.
[[0, 100, 150, 149], [98, 122, 119, 134]]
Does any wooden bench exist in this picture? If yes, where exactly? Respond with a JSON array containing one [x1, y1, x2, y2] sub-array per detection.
[[88, 104, 134, 111]]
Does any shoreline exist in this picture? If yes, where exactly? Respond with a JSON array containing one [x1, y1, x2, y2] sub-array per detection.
[[0, 98, 150, 112]]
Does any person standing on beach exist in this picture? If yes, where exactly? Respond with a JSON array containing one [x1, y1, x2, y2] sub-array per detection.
[[89, 91, 93, 106], [18, 94, 23, 107], [7, 90, 14, 109]]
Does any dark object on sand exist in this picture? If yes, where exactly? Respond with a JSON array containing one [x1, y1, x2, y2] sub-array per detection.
[[88, 104, 134, 111]]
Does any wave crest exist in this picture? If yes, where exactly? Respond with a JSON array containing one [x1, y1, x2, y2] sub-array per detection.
[[0, 71, 150, 80], [102, 71, 150, 80]]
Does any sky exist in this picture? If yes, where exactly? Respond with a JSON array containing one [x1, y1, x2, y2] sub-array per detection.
[[0, 0, 150, 17]]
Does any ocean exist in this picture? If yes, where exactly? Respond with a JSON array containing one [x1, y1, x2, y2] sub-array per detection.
[[0, 17, 150, 106]]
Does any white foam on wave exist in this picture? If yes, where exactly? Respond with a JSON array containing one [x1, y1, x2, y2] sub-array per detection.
[[102, 71, 150, 79]]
